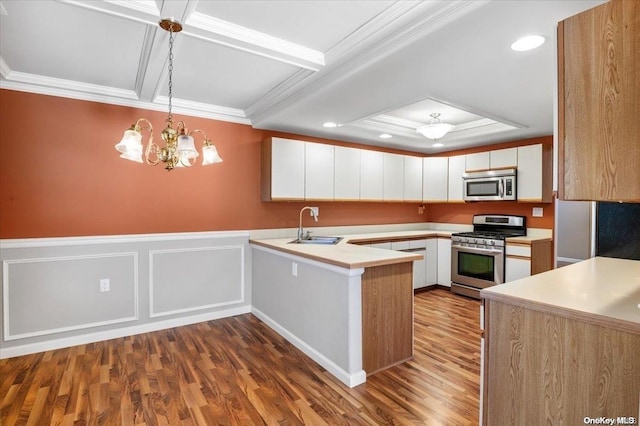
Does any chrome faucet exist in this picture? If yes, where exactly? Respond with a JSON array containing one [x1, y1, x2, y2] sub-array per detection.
[[298, 206, 318, 240]]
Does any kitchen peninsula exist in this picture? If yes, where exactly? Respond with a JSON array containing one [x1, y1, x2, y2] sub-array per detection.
[[250, 231, 447, 387], [480, 257, 640, 424]]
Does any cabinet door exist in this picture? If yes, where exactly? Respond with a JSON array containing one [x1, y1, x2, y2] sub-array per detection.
[[334, 146, 360, 200], [426, 238, 438, 286], [360, 150, 384, 200], [305, 142, 334, 200], [265, 137, 305, 200], [437, 238, 451, 287], [517, 144, 543, 202], [383, 153, 404, 201], [466, 152, 490, 171], [559, 0, 640, 201], [505, 257, 530, 282], [403, 156, 423, 202], [412, 250, 427, 289], [423, 157, 448, 202], [448, 155, 466, 202], [490, 148, 517, 169]]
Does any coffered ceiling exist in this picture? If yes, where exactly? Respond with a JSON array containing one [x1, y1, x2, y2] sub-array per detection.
[[0, 0, 605, 153]]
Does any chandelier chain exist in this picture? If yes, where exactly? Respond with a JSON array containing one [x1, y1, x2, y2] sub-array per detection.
[[167, 25, 174, 123]]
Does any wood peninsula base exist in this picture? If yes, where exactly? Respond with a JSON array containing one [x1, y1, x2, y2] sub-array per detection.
[[362, 262, 413, 375]]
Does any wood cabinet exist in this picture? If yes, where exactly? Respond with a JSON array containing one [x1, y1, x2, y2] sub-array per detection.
[[403, 155, 423, 202], [447, 155, 466, 202], [361, 262, 414, 375], [517, 144, 552, 203], [262, 137, 305, 201], [505, 240, 552, 283], [360, 150, 384, 201], [305, 142, 334, 200], [334, 146, 361, 201], [558, 0, 640, 201], [383, 153, 404, 201], [482, 298, 640, 425], [422, 157, 448, 202]]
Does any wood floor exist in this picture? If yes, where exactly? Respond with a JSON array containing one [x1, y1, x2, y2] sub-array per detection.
[[0, 288, 481, 425]]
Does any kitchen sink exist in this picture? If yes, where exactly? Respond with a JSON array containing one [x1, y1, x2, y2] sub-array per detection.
[[289, 236, 343, 245]]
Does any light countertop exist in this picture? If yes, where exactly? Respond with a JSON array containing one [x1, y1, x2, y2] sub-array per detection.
[[251, 228, 552, 270], [481, 257, 640, 333]]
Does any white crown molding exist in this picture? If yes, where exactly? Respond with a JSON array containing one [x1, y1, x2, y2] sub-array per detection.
[[247, 0, 489, 126], [1, 70, 139, 99], [185, 12, 324, 71], [58, 0, 160, 26], [154, 96, 249, 123]]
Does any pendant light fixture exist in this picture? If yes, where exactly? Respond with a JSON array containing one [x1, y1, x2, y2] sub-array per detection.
[[416, 113, 455, 140], [115, 18, 223, 170]]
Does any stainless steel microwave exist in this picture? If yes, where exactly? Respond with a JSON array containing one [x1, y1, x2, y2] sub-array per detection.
[[462, 169, 517, 201]]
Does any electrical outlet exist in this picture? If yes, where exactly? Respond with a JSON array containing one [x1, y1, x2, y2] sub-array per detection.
[[418, 205, 425, 214], [292, 262, 298, 277], [532, 207, 543, 217], [100, 278, 110, 292], [310, 207, 319, 217]]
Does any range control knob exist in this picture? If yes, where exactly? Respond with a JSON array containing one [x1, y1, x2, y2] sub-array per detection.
[[490, 240, 496, 246]]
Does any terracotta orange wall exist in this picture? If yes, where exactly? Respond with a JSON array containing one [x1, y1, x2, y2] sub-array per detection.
[[0, 90, 426, 239], [0, 90, 555, 238]]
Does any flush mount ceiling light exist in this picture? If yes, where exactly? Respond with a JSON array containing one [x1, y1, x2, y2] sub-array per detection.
[[510, 35, 545, 51], [416, 113, 455, 140], [379, 133, 392, 139], [115, 18, 222, 171], [322, 122, 339, 128]]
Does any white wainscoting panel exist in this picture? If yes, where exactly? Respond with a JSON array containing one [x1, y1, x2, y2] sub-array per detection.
[[3, 252, 138, 340], [149, 245, 245, 317]]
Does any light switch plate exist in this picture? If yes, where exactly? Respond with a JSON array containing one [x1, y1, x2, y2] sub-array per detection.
[[310, 207, 319, 217], [532, 207, 543, 217]]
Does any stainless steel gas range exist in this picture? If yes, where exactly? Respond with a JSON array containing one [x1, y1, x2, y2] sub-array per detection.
[[450, 214, 526, 299]]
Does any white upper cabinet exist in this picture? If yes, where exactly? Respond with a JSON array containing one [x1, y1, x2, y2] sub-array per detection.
[[403, 156, 423, 202], [465, 152, 490, 171], [262, 137, 305, 201], [423, 157, 448, 202], [305, 142, 334, 200], [383, 153, 404, 201], [360, 150, 384, 200], [490, 147, 518, 169], [517, 144, 550, 202], [448, 155, 466, 202], [334, 146, 361, 201]]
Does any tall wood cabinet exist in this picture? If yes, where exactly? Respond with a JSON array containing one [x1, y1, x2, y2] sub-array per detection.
[[558, 0, 640, 201]]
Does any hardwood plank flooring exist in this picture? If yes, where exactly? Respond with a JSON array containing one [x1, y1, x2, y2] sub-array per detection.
[[0, 288, 481, 425]]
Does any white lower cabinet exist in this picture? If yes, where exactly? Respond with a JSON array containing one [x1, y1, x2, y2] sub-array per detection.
[[425, 238, 438, 286], [505, 257, 531, 282], [437, 238, 452, 287], [505, 243, 532, 282], [412, 249, 427, 289]]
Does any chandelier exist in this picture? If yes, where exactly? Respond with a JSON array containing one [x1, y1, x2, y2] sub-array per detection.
[[115, 19, 223, 170], [416, 113, 455, 140]]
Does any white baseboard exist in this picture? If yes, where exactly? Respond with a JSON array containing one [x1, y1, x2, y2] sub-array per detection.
[[251, 306, 366, 388], [0, 305, 251, 359]]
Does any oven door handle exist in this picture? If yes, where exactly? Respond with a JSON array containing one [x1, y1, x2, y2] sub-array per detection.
[[452, 245, 503, 256]]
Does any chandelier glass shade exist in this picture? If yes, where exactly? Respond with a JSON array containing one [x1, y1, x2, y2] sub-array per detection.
[[416, 113, 455, 140], [115, 19, 223, 170]]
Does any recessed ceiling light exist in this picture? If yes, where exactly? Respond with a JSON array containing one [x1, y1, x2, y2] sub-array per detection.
[[322, 122, 338, 128], [510, 35, 545, 51], [432, 142, 444, 148], [379, 133, 392, 139]]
